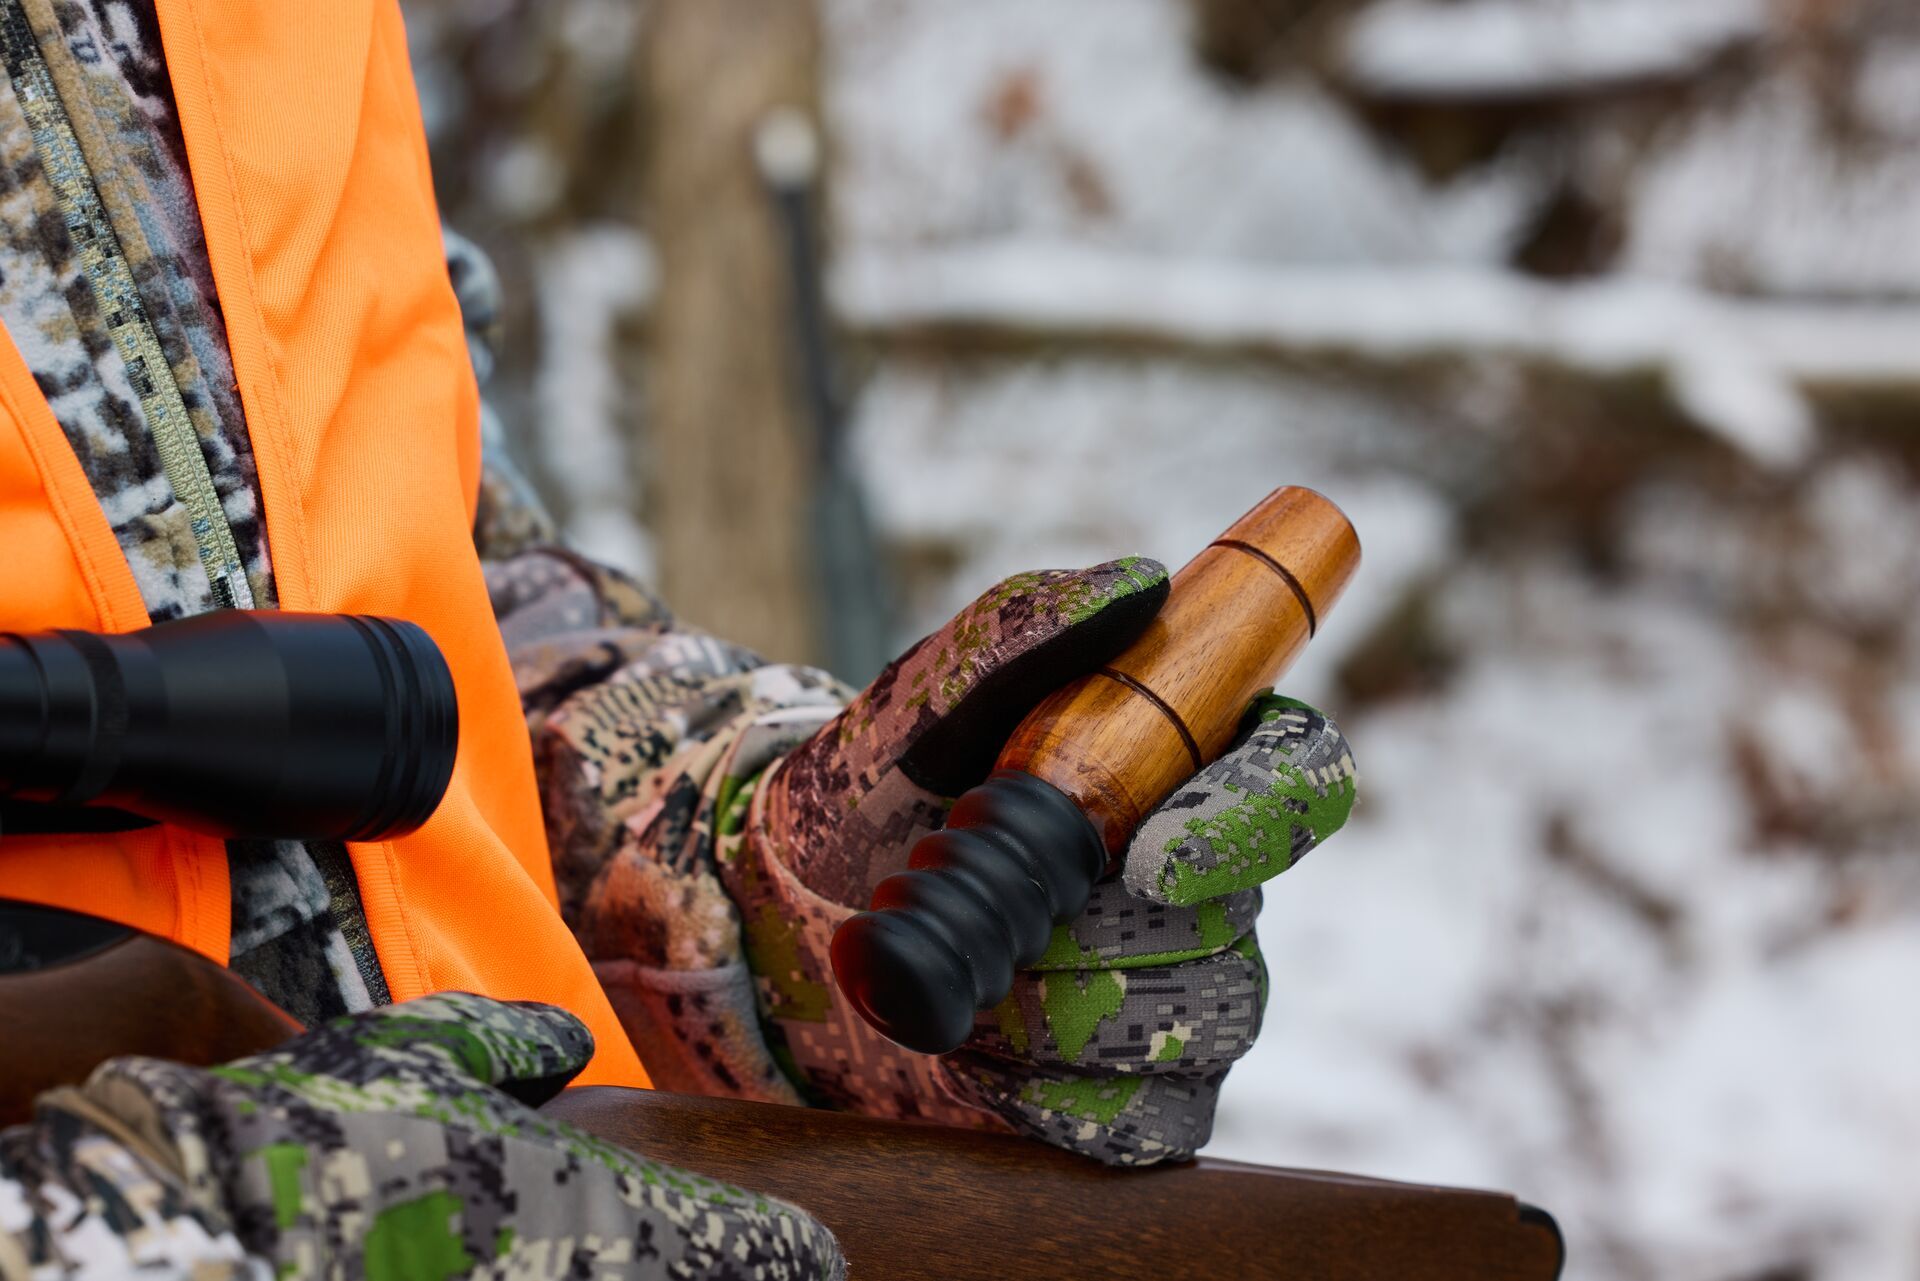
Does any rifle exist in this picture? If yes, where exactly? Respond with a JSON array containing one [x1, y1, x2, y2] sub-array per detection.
[[0, 495, 1564, 1277], [0, 899, 1563, 1279]]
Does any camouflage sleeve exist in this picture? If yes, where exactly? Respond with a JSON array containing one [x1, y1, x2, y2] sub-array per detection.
[[0, 1102, 271, 1278], [473, 403, 561, 560], [484, 548, 851, 1104], [1, 994, 843, 1280]]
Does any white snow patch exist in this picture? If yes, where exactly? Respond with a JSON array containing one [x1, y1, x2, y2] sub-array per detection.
[[1213, 558, 1920, 1281], [1668, 336, 1815, 468], [1342, 0, 1771, 101], [1625, 68, 1920, 298], [825, 0, 1534, 266], [482, 137, 567, 221], [838, 241, 1920, 466]]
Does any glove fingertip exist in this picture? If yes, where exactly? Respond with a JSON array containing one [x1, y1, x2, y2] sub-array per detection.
[[335, 993, 596, 1098], [494, 998, 598, 1086], [1122, 695, 1357, 905], [892, 557, 1169, 797], [940, 1057, 1222, 1167]]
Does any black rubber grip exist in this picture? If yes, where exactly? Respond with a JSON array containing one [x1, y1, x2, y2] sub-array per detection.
[[829, 769, 1107, 1054]]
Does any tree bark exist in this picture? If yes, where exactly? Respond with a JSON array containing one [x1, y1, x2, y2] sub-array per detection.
[[640, 0, 824, 665]]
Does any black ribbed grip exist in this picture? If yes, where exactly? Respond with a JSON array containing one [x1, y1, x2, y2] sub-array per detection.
[[830, 770, 1106, 1054]]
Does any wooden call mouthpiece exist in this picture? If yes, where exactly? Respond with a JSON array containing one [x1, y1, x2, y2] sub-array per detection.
[[830, 487, 1361, 1054]]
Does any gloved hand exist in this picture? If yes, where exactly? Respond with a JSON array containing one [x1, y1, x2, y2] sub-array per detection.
[[0, 992, 843, 1280], [512, 551, 1354, 1168], [735, 560, 1355, 1164]]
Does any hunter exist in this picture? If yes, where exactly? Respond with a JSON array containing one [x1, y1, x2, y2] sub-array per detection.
[[0, 1, 1356, 1276]]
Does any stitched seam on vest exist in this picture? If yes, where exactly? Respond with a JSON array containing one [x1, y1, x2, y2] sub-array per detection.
[[0, 0, 252, 610], [166, 0, 320, 611]]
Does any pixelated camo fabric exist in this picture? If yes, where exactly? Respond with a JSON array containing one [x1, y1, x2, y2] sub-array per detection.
[[0, 994, 844, 1279], [493, 539, 1356, 1169]]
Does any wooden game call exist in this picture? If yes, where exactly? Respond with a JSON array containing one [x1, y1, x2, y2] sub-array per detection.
[[831, 486, 1360, 1053]]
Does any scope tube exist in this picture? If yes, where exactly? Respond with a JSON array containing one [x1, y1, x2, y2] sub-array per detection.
[[0, 612, 458, 842]]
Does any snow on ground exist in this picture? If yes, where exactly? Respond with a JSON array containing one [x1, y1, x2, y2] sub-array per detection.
[[826, 6, 1920, 1270], [1229, 567, 1920, 1281], [850, 357, 1920, 1280], [1340, 0, 1771, 101], [835, 241, 1920, 466], [826, 0, 1532, 265]]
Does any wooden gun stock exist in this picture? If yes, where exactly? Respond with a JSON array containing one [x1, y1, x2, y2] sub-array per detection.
[[0, 912, 1561, 1281], [0, 907, 301, 1124]]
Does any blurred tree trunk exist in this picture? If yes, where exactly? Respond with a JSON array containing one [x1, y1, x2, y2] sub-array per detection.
[[640, 0, 823, 665]]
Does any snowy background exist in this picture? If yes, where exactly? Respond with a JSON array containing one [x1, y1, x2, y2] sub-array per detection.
[[404, 3, 1920, 1277]]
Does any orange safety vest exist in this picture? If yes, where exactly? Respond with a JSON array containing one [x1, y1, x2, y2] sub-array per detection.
[[0, 0, 647, 1088]]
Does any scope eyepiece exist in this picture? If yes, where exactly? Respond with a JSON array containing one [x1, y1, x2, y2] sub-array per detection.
[[0, 612, 458, 842]]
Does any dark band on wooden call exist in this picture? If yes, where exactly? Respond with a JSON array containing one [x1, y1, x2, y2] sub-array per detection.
[[831, 487, 1361, 1055]]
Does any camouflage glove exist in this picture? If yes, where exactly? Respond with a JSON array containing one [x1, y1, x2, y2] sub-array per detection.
[[502, 553, 1354, 1167], [0, 992, 842, 1280], [737, 560, 1357, 1164]]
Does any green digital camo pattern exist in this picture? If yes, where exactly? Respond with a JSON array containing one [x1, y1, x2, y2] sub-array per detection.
[[741, 560, 1182, 1136], [747, 574, 1355, 1163], [946, 699, 1354, 1161], [1126, 695, 1357, 906], [499, 548, 1358, 1164], [0, 994, 844, 1280]]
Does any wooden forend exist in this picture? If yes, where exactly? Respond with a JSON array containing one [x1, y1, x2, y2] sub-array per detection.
[[545, 1087, 1563, 1281]]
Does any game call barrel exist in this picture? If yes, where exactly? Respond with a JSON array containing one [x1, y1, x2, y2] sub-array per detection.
[[831, 486, 1361, 1054]]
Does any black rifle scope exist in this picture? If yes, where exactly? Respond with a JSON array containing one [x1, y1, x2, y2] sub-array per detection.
[[0, 612, 457, 842]]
